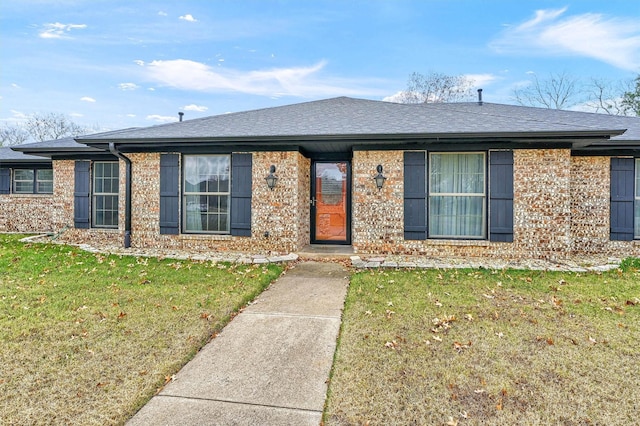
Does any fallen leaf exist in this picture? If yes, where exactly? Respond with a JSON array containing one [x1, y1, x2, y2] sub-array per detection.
[[432, 335, 443, 342], [446, 417, 458, 426]]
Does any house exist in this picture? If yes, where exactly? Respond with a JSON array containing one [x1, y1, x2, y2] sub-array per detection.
[[8, 96, 640, 260], [0, 146, 54, 232]]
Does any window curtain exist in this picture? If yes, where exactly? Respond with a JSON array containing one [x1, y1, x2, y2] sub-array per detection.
[[429, 153, 485, 238], [184, 155, 230, 233]]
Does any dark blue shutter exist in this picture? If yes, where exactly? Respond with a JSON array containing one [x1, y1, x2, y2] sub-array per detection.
[[230, 153, 252, 237], [489, 151, 514, 242], [404, 151, 426, 240], [159, 154, 180, 235], [610, 158, 635, 241], [74, 161, 90, 229], [0, 168, 10, 194]]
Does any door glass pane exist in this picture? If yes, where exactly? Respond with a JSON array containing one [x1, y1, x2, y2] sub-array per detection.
[[315, 162, 347, 241]]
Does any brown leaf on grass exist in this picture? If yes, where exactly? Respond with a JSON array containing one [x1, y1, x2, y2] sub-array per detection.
[[384, 340, 399, 350], [446, 416, 459, 426], [117, 311, 127, 319], [453, 341, 472, 353], [200, 312, 212, 321], [385, 309, 395, 319]]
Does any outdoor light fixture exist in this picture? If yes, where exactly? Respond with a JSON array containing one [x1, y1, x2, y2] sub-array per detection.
[[265, 165, 278, 190], [373, 164, 386, 191]]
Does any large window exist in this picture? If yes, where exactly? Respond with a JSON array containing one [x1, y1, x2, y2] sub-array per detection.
[[93, 162, 119, 228], [12, 168, 53, 194], [183, 155, 230, 233], [636, 159, 640, 238], [429, 152, 486, 238]]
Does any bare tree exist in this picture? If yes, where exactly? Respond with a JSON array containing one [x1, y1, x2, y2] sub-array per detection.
[[513, 72, 584, 110], [0, 126, 30, 146], [24, 112, 89, 142], [621, 75, 640, 116], [584, 78, 631, 115], [396, 71, 475, 103], [0, 112, 93, 146]]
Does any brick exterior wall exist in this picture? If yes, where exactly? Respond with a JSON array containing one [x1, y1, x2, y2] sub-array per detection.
[[6, 149, 637, 260], [570, 155, 640, 258], [53, 159, 125, 246], [52, 152, 310, 254], [0, 194, 53, 232]]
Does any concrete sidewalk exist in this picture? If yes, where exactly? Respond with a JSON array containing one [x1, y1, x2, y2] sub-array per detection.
[[127, 261, 349, 426]]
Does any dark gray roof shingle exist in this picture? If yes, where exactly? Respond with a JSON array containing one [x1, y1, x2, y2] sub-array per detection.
[[77, 97, 632, 143]]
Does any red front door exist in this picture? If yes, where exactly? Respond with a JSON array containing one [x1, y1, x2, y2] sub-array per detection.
[[312, 161, 350, 243]]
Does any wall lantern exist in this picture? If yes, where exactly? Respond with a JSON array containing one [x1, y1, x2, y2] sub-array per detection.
[[265, 165, 278, 191], [373, 164, 387, 191]]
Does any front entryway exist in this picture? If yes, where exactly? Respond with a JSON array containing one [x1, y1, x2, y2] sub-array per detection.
[[311, 161, 351, 244]]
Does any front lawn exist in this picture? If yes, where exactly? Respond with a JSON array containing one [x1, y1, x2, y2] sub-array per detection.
[[0, 235, 283, 425], [325, 264, 640, 425]]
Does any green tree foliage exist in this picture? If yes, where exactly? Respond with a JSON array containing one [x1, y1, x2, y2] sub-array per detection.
[[621, 75, 640, 116]]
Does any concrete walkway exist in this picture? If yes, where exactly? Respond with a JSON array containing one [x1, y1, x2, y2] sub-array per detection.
[[127, 261, 349, 426]]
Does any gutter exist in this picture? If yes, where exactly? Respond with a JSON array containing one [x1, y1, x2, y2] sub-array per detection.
[[108, 142, 132, 248]]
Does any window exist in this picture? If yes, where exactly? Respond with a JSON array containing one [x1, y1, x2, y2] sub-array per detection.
[[12, 168, 53, 194], [93, 162, 119, 228], [428, 152, 486, 238], [636, 159, 640, 238], [183, 155, 230, 233]]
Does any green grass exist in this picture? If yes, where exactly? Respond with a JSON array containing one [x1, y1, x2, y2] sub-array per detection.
[[325, 265, 640, 425], [0, 234, 283, 425]]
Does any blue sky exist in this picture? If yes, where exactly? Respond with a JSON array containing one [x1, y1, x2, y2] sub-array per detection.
[[1, 0, 639, 131]]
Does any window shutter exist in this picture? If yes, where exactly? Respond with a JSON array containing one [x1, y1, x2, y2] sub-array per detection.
[[404, 151, 426, 240], [0, 168, 10, 194], [610, 158, 634, 241], [74, 161, 90, 229], [159, 154, 180, 235], [230, 153, 252, 237], [489, 150, 514, 242]]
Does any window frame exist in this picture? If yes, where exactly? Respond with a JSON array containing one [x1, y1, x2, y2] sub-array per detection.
[[11, 167, 53, 194], [182, 154, 231, 234], [92, 161, 119, 229], [427, 151, 487, 239]]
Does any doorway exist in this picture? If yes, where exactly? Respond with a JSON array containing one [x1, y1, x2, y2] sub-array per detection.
[[310, 161, 351, 244]]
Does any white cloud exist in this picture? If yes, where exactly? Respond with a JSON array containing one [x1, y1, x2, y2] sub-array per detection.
[[143, 59, 384, 98], [182, 104, 208, 112], [126, 114, 136, 118], [80, 96, 96, 103], [118, 83, 140, 91], [179, 14, 197, 22], [10, 110, 28, 120], [464, 74, 498, 88], [158, 11, 168, 16], [134, 60, 145, 66], [146, 114, 179, 123], [382, 91, 406, 103], [490, 8, 640, 71], [11, 83, 21, 89], [70, 112, 83, 118], [39, 22, 87, 39]]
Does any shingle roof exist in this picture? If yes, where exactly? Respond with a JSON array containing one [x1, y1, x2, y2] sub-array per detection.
[[10, 136, 107, 156], [77, 97, 630, 144], [0, 146, 51, 163]]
